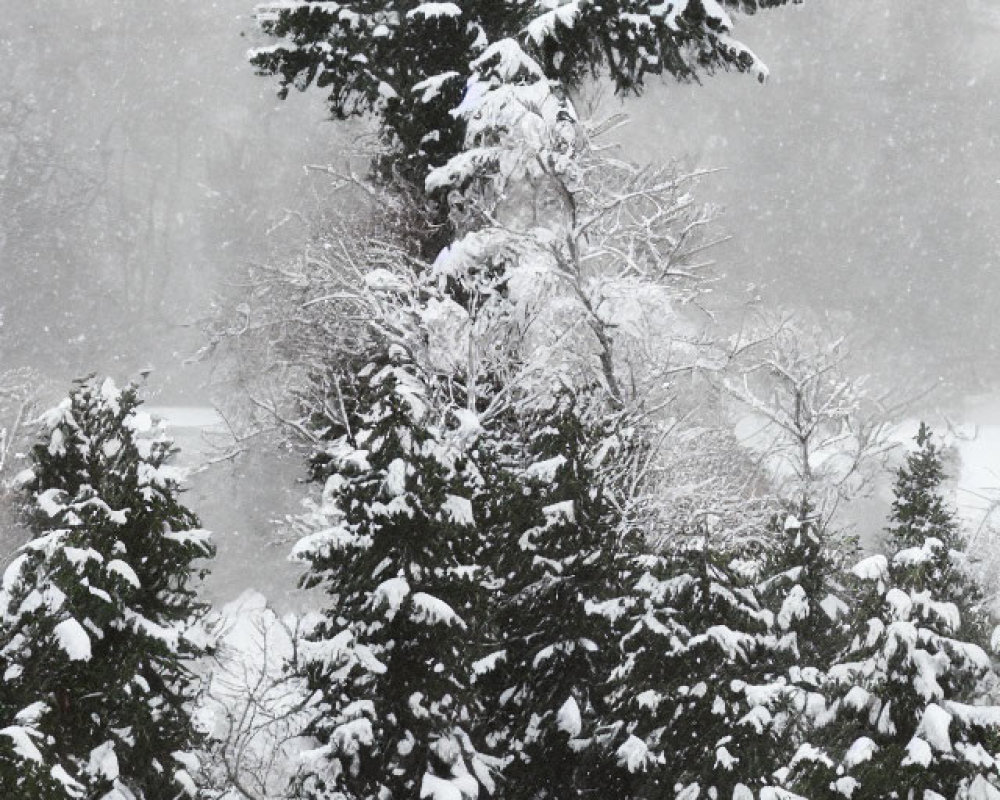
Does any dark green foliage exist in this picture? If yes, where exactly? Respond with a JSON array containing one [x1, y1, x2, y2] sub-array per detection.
[[787, 425, 1000, 800], [614, 535, 794, 798], [254, 4, 474, 190], [292, 353, 495, 800], [477, 391, 639, 800], [0, 377, 214, 798]]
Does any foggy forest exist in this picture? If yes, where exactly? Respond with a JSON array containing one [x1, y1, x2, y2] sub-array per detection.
[[5, 2, 1000, 799]]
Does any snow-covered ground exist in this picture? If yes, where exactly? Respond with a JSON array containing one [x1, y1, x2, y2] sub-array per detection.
[[954, 396, 1000, 524]]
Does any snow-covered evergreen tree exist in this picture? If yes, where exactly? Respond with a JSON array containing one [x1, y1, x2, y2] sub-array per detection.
[[474, 390, 639, 800], [758, 508, 853, 673], [0, 377, 214, 799], [887, 423, 988, 644], [610, 529, 801, 799], [787, 425, 1000, 800], [250, 0, 792, 190], [290, 349, 498, 800], [249, 0, 797, 259]]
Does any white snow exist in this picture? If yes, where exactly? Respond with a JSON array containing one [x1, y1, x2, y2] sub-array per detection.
[[852, 554, 888, 582], [525, 2, 583, 46], [616, 735, 655, 772], [542, 500, 575, 524], [894, 539, 942, 568], [969, 775, 1000, 800], [789, 743, 833, 769], [884, 587, 912, 619], [371, 576, 410, 619], [955, 742, 995, 768], [410, 592, 466, 628], [162, 528, 213, 554], [555, 695, 582, 737], [174, 768, 199, 797], [107, 559, 141, 589], [715, 745, 738, 770], [87, 741, 120, 780], [902, 735, 932, 767], [406, 2, 461, 19], [440, 495, 475, 526], [51, 764, 85, 796], [1, 725, 43, 763], [37, 487, 66, 518], [412, 71, 460, 104], [143, 406, 224, 429], [524, 455, 567, 484], [420, 773, 464, 800], [777, 584, 809, 630], [820, 593, 849, 621], [833, 777, 860, 798], [916, 703, 953, 752], [472, 650, 506, 676], [54, 618, 92, 661], [842, 686, 870, 712], [384, 458, 408, 497], [2, 553, 28, 594], [843, 736, 877, 767]]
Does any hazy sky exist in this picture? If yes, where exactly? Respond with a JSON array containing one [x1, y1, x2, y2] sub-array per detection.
[[3, 0, 998, 410], [618, 0, 1000, 403]]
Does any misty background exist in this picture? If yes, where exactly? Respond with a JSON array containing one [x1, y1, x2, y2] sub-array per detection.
[[3, 0, 997, 403], [3, 0, 999, 604]]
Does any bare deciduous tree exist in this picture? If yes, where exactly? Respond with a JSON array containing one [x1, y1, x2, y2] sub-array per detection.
[[199, 596, 318, 800], [722, 318, 899, 531]]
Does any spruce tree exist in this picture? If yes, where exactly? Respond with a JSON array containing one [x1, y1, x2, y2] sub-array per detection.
[[614, 531, 797, 799], [758, 509, 852, 670], [787, 425, 1000, 800], [887, 422, 988, 644], [0, 377, 214, 798], [475, 390, 639, 800], [290, 350, 497, 800]]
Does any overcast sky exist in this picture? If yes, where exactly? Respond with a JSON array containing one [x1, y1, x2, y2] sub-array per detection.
[[621, 0, 1000, 404], [3, 0, 998, 411]]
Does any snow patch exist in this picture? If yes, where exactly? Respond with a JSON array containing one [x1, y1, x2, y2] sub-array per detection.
[[556, 695, 582, 737], [54, 618, 92, 661]]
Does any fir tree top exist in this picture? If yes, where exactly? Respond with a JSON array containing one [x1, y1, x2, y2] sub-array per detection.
[[888, 422, 960, 554]]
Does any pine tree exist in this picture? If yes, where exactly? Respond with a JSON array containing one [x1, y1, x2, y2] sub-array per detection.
[[249, 0, 797, 252], [613, 530, 797, 799], [0, 377, 214, 798], [756, 505, 857, 736], [290, 351, 498, 800], [787, 425, 1000, 800], [475, 390, 639, 800]]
